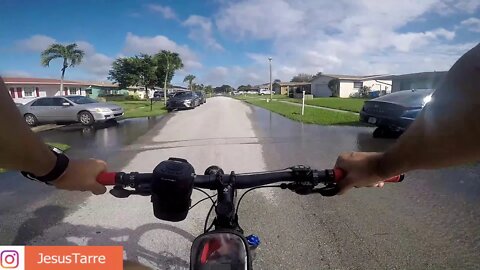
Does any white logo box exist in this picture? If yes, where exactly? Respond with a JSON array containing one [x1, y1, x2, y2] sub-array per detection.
[[0, 246, 24, 270]]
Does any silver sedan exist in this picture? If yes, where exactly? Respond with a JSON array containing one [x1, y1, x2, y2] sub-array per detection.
[[18, 96, 124, 126]]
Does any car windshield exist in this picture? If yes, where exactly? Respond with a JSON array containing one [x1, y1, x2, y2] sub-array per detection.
[[67, 96, 98, 104], [174, 92, 191, 98]]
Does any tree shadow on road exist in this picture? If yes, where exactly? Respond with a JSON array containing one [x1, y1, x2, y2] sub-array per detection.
[[13, 205, 194, 270]]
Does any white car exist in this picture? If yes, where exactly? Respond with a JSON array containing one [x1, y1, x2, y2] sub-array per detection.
[[259, 89, 271, 95]]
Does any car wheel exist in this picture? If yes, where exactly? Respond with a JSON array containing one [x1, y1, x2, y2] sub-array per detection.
[[373, 127, 396, 138], [24, 113, 38, 126], [78, 111, 95, 126]]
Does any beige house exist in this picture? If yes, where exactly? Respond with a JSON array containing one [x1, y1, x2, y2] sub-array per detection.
[[272, 82, 311, 95], [310, 74, 392, 98]]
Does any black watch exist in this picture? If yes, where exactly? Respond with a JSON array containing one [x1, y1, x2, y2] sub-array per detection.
[[21, 147, 70, 185]]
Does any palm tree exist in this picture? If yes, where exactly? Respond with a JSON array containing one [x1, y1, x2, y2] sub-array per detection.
[[41, 43, 85, 93], [183, 74, 196, 90]]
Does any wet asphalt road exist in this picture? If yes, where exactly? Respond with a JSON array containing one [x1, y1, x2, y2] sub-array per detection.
[[1, 97, 480, 269]]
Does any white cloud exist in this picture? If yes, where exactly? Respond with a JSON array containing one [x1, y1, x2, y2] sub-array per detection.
[[123, 32, 202, 70], [211, 0, 472, 85], [14, 35, 113, 80], [183, 15, 224, 51], [76, 41, 113, 79], [1, 70, 31, 77], [461, 17, 480, 33], [16, 35, 56, 52], [146, 4, 177, 19]]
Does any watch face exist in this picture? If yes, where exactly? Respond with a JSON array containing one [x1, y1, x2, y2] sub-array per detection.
[[50, 147, 64, 154]]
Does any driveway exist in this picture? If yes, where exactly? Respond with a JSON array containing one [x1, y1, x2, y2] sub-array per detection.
[[1, 97, 480, 269]]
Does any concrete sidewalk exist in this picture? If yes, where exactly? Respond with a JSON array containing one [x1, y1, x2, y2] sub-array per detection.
[[31, 124, 65, 133]]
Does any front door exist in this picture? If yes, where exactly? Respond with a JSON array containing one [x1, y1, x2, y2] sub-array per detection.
[[51, 97, 77, 121]]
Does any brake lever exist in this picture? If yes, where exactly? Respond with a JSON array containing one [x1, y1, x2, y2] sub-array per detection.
[[110, 185, 152, 198], [315, 184, 340, 197]]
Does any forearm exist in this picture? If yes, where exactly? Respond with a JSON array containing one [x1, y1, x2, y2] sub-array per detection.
[[377, 43, 480, 177], [0, 77, 56, 175]]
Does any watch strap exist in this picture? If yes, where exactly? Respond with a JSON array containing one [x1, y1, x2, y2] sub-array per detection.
[[21, 148, 69, 184]]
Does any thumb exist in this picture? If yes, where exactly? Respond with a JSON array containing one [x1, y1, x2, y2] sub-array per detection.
[[337, 177, 355, 195], [89, 159, 107, 195]]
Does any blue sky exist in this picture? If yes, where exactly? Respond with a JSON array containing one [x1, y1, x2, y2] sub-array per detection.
[[0, 0, 479, 87]]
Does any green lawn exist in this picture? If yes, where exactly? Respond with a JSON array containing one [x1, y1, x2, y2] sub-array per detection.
[[0, 142, 70, 173], [288, 97, 367, 113], [234, 94, 289, 101], [244, 98, 362, 126], [46, 142, 71, 152], [112, 100, 168, 118]]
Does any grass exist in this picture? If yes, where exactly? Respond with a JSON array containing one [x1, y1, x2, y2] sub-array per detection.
[[234, 94, 289, 101], [112, 100, 168, 118], [0, 142, 70, 173], [244, 98, 362, 126], [46, 142, 71, 152], [288, 97, 367, 113]]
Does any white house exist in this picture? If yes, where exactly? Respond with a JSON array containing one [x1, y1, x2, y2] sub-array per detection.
[[310, 74, 392, 98], [4, 77, 90, 104]]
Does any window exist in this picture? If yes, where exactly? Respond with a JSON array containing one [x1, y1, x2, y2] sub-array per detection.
[[353, 81, 363, 89], [69, 87, 77, 95], [24, 87, 34, 97], [67, 96, 97, 104], [86, 88, 93, 95], [52, 98, 68, 106], [32, 98, 53, 106]]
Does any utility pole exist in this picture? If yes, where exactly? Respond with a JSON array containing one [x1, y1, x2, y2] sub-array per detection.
[[268, 57, 273, 101]]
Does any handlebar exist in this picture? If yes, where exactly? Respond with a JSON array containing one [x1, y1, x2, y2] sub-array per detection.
[[97, 166, 404, 194]]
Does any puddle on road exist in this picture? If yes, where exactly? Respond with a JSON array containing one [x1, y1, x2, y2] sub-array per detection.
[[37, 117, 163, 159]]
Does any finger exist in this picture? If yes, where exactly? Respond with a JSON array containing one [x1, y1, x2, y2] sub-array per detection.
[[337, 177, 355, 195], [90, 184, 107, 195]]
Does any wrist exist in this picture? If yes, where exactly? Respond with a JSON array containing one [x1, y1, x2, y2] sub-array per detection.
[[29, 151, 57, 176]]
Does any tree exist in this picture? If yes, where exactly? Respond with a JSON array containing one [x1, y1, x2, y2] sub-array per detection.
[[273, 79, 281, 83], [237, 85, 252, 91], [290, 73, 314, 82], [359, 86, 371, 98], [328, 78, 340, 97], [108, 54, 157, 96], [183, 74, 196, 90], [154, 50, 183, 104], [204, 85, 213, 94], [41, 43, 85, 92]]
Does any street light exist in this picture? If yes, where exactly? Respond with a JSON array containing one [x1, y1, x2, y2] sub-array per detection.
[[268, 57, 272, 101]]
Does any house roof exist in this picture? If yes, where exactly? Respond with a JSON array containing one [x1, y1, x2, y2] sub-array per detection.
[[83, 81, 118, 88], [311, 74, 390, 81], [377, 71, 447, 80], [274, 82, 311, 86], [3, 77, 88, 85]]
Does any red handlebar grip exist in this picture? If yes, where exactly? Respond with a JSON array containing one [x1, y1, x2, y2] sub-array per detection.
[[333, 168, 404, 183], [97, 172, 117, 186], [333, 168, 346, 182]]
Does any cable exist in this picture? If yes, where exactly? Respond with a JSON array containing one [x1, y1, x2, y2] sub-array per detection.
[[190, 193, 217, 210], [204, 199, 217, 233], [235, 185, 282, 216], [194, 188, 216, 205]]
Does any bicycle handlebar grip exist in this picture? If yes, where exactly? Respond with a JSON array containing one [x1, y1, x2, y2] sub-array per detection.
[[97, 172, 117, 186], [333, 168, 404, 183]]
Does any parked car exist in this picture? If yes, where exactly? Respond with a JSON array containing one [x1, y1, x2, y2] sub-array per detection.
[[259, 89, 271, 95], [360, 89, 434, 138], [19, 96, 124, 126], [195, 91, 206, 104], [166, 91, 201, 112], [153, 90, 164, 100]]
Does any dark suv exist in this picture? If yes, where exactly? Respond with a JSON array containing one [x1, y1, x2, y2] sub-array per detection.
[[360, 89, 434, 137], [195, 91, 206, 104], [166, 91, 201, 112]]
